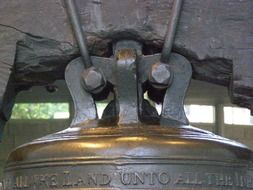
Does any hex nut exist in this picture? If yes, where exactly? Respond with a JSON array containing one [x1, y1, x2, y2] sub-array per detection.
[[82, 67, 106, 93], [149, 62, 173, 89]]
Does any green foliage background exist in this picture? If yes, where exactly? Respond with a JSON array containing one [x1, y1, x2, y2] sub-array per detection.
[[11, 103, 69, 119]]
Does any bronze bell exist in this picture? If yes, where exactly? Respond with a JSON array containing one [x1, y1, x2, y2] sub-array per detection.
[[3, 0, 253, 189], [3, 39, 253, 190]]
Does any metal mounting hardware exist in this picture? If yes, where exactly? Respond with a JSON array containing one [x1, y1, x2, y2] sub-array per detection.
[[160, 53, 191, 125], [65, 58, 97, 126], [114, 41, 142, 125], [65, 40, 191, 126], [65, 0, 92, 68], [139, 53, 191, 125], [161, 0, 183, 63], [65, 0, 108, 96], [64, 0, 190, 126], [147, 0, 183, 90]]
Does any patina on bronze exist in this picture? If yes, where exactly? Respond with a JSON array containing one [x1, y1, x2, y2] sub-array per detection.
[[3, 0, 253, 190]]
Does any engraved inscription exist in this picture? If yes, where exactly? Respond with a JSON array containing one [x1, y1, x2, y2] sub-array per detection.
[[174, 172, 202, 185], [120, 172, 170, 185], [4, 168, 253, 189], [4, 172, 112, 190], [205, 172, 253, 188]]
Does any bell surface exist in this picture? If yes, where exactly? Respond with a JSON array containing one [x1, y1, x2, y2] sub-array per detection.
[[3, 124, 253, 190], [3, 38, 253, 190]]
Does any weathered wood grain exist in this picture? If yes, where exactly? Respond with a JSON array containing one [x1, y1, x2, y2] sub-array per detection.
[[0, 0, 73, 139], [0, 25, 24, 139], [0, 0, 253, 139]]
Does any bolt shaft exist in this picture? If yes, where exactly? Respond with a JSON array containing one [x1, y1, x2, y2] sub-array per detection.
[[161, 0, 183, 63], [65, 0, 92, 68]]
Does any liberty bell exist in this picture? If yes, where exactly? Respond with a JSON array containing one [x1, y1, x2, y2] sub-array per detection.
[[3, 0, 253, 189]]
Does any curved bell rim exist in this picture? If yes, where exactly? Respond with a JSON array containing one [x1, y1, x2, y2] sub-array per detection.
[[5, 124, 252, 167], [4, 124, 253, 190]]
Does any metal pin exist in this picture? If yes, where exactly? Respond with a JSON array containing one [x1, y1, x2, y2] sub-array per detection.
[[161, 0, 183, 63], [65, 0, 92, 68]]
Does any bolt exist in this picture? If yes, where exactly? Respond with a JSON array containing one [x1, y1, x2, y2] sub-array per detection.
[[82, 67, 106, 94], [149, 62, 173, 89], [45, 85, 58, 93]]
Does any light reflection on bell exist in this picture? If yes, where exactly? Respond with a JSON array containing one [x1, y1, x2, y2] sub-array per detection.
[[3, 40, 253, 190], [3, 124, 253, 190]]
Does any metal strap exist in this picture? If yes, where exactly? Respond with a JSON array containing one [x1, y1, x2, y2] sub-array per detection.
[[64, 0, 189, 126]]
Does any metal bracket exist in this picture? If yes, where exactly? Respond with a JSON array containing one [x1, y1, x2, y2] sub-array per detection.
[[65, 58, 97, 126], [160, 53, 191, 125], [64, 0, 191, 126], [139, 53, 192, 125], [65, 40, 192, 126]]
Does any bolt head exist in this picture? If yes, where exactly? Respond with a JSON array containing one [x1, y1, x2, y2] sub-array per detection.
[[82, 67, 106, 93], [149, 62, 172, 89]]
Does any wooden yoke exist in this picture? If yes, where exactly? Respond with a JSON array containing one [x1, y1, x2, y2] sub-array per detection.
[[1, 0, 253, 139]]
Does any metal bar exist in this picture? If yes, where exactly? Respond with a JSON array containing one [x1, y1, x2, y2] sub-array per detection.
[[65, 0, 92, 68], [114, 41, 141, 125], [214, 104, 224, 135], [161, 0, 183, 63]]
